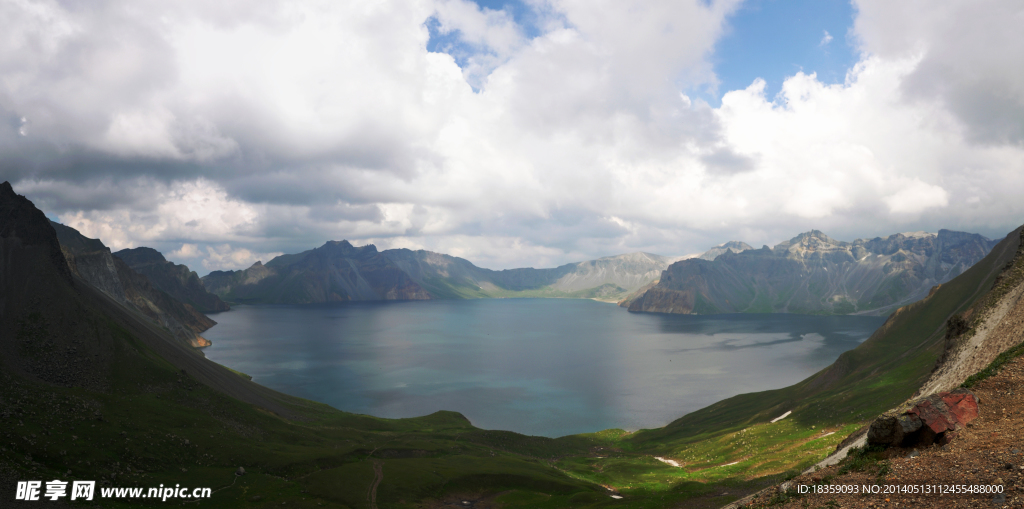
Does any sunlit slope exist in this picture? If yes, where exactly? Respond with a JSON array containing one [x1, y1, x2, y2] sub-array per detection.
[[629, 225, 1022, 451]]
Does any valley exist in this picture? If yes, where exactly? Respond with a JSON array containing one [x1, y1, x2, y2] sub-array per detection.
[[3, 180, 1024, 508]]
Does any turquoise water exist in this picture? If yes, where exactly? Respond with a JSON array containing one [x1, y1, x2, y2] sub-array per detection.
[[202, 299, 885, 437]]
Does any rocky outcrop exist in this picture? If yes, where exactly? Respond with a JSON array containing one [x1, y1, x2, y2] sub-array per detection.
[[50, 222, 215, 348], [630, 229, 1000, 316], [201, 241, 431, 304], [114, 247, 229, 313], [867, 388, 980, 447]]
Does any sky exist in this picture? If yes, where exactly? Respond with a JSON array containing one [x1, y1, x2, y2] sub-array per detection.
[[2, 0, 1023, 275]]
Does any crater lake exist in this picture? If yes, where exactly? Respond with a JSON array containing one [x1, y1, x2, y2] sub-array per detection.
[[202, 298, 886, 437]]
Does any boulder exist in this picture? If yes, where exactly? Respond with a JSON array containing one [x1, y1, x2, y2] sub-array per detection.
[[867, 388, 979, 447]]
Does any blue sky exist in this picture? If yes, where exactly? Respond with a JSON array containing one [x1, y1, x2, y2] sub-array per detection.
[[710, 0, 859, 102], [441, 0, 860, 103]]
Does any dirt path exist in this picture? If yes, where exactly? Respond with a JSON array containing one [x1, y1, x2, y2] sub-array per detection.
[[918, 280, 1024, 397], [367, 460, 384, 509]]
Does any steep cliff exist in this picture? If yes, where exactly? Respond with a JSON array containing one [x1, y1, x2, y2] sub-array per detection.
[[50, 221, 216, 348], [201, 240, 431, 304], [629, 229, 999, 315], [114, 246, 229, 313]]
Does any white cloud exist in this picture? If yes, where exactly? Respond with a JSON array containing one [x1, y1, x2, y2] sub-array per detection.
[[820, 30, 833, 46], [170, 243, 200, 259], [5, 0, 1024, 273], [201, 244, 283, 272], [884, 179, 949, 215]]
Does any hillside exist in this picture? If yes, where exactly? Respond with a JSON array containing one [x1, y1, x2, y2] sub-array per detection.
[[628, 229, 998, 316], [50, 221, 218, 348], [114, 247, 229, 313]]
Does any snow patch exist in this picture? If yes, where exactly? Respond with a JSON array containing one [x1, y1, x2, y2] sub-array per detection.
[[654, 457, 681, 467]]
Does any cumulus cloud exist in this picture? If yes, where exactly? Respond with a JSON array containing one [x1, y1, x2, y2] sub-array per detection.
[[201, 244, 283, 272], [820, 30, 833, 46], [4, 0, 1024, 274], [854, 0, 1024, 144]]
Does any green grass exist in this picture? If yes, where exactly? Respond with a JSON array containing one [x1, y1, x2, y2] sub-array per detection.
[[961, 339, 1024, 388]]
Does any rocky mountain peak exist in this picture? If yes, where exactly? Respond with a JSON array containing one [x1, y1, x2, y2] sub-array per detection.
[[1, 181, 72, 283], [114, 246, 167, 266], [698, 241, 755, 261], [776, 230, 844, 255], [793, 230, 837, 244]]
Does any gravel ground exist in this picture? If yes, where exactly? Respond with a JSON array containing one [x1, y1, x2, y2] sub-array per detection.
[[736, 354, 1024, 509]]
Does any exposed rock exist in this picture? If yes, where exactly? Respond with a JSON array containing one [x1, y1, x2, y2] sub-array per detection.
[[867, 388, 979, 447], [630, 229, 1000, 316], [236, 466, 245, 476]]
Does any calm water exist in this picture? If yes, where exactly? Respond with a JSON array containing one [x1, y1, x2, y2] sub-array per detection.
[[203, 299, 885, 437]]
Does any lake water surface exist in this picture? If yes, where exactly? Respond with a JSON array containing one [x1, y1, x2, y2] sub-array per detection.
[[203, 299, 886, 437]]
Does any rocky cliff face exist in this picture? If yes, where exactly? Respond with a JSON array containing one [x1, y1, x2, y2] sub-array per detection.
[[50, 222, 215, 348], [630, 229, 1000, 315], [201, 240, 431, 304], [114, 247, 229, 313]]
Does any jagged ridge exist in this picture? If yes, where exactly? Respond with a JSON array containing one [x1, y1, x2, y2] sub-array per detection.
[[629, 229, 999, 316]]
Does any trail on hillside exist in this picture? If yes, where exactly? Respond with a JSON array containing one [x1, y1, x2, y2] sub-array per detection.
[[367, 460, 384, 509]]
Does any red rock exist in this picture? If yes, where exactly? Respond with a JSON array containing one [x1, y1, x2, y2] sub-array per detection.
[[907, 389, 979, 434], [868, 388, 979, 447], [942, 390, 980, 425]]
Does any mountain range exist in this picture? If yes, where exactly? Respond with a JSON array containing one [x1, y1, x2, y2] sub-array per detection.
[[626, 229, 999, 316], [201, 242, 679, 304], [6, 178, 1024, 507]]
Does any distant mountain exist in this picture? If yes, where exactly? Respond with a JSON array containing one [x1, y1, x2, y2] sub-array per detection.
[[697, 240, 754, 261], [200, 242, 679, 304], [628, 229, 1000, 316], [50, 221, 217, 347], [114, 247, 229, 313], [200, 240, 431, 304], [383, 249, 676, 301]]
